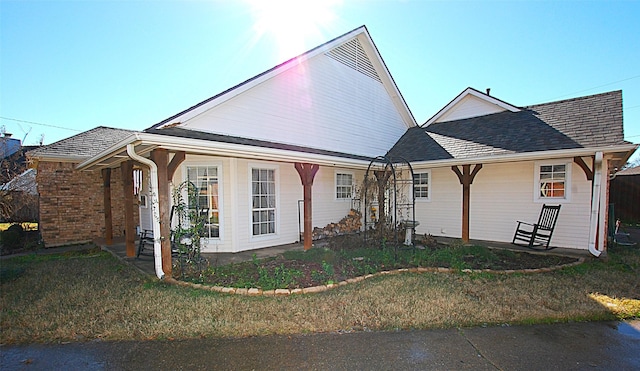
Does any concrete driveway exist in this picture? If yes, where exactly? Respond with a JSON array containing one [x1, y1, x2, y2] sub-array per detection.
[[2, 320, 639, 370]]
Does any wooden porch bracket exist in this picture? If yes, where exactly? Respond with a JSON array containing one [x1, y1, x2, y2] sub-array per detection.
[[294, 162, 320, 251], [167, 151, 186, 181], [151, 149, 172, 276], [573, 156, 594, 181], [120, 160, 135, 256], [451, 164, 483, 243], [102, 168, 113, 245]]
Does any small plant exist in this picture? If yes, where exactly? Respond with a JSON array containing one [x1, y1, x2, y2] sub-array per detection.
[[257, 263, 303, 290], [171, 181, 209, 279]]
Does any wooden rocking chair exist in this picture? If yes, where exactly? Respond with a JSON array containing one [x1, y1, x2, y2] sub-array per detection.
[[512, 204, 561, 250]]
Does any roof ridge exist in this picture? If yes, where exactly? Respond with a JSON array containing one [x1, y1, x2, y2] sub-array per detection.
[[526, 90, 621, 109]]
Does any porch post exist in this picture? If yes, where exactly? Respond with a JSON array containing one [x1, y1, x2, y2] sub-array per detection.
[[101, 168, 113, 245], [151, 149, 172, 275], [451, 164, 482, 243], [294, 162, 320, 250], [120, 160, 135, 256]]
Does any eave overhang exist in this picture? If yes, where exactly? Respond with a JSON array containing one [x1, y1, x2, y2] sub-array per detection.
[[408, 143, 639, 170], [76, 132, 376, 171]]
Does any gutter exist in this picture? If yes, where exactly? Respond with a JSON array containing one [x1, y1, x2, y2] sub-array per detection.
[[409, 143, 638, 169], [588, 152, 603, 257], [126, 142, 165, 279]]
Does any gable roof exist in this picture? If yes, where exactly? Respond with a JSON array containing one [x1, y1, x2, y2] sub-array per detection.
[[148, 25, 416, 132], [27, 126, 136, 162], [423, 87, 521, 126], [388, 90, 636, 164]]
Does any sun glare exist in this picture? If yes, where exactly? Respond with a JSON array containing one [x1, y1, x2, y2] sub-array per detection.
[[246, 0, 341, 60]]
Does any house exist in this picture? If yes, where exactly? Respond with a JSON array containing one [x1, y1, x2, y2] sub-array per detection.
[[387, 87, 637, 257], [28, 26, 637, 279], [27, 127, 136, 246]]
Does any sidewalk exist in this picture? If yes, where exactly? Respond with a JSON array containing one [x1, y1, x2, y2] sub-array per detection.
[[2, 320, 639, 370]]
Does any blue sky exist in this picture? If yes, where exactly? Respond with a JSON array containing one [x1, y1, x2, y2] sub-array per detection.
[[1, 0, 639, 162]]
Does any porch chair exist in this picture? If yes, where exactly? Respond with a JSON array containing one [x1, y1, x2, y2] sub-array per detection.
[[136, 229, 154, 258], [512, 204, 561, 250]]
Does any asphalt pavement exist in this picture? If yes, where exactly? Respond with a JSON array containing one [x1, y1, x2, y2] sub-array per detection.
[[2, 320, 639, 370]]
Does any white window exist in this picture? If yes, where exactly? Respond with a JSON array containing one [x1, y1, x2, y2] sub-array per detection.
[[252, 168, 276, 236], [336, 172, 353, 199], [535, 161, 571, 202], [413, 171, 430, 200], [186, 166, 220, 238]]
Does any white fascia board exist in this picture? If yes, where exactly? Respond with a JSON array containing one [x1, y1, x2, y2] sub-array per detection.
[[159, 27, 372, 129], [78, 132, 373, 171], [409, 144, 639, 170], [76, 133, 142, 170], [423, 87, 521, 127], [142, 133, 374, 169], [30, 154, 89, 163], [356, 31, 417, 129]]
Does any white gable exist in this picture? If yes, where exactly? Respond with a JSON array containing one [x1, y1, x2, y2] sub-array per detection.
[[156, 27, 416, 158], [424, 87, 520, 126]]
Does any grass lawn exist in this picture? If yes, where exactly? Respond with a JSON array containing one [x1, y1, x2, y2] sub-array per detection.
[[1, 243, 639, 344]]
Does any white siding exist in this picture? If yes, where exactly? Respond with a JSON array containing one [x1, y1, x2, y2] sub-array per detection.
[[310, 167, 365, 230], [437, 95, 505, 123], [183, 53, 407, 158], [414, 167, 462, 237], [171, 156, 369, 252], [414, 161, 593, 250]]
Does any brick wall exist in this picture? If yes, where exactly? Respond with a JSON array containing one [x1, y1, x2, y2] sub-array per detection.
[[36, 161, 139, 247]]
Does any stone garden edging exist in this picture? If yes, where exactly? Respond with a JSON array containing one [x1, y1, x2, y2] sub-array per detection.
[[164, 257, 586, 296]]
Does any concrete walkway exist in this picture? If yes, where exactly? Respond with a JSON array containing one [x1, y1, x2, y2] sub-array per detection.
[[2, 320, 639, 370]]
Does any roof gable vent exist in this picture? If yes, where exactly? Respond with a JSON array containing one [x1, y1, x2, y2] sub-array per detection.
[[325, 38, 381, 83]]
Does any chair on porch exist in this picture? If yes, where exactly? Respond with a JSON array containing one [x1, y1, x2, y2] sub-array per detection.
[[136, 229, 154, 258], [512, 204, 561, 250]]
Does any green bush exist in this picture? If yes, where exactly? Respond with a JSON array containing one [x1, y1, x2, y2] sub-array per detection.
[[1, 223, 25, 252]]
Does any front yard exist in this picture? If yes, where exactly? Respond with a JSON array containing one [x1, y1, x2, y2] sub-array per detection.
[[1, 240, 638, 344]]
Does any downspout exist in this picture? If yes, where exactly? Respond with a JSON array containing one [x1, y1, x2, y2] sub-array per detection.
[[588, 152, 603, 257], [126, 143, 165, 279]]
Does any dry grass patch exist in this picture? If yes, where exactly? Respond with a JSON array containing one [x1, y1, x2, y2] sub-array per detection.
[[1, 245, 638, 344]]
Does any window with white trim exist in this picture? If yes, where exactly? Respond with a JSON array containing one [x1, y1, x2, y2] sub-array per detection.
[[336, 172, 353, 199], [535, 161, 571, 201], [413, 171, 430, 200], [251, 168, 276, 236], [186, 166, 220, 238]]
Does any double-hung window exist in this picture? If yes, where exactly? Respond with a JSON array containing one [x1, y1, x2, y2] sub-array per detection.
[[252, 168, 276, 236], [336, 172, 353, 199], [413, 171, 430, 200], [186, 166, 220, 238]]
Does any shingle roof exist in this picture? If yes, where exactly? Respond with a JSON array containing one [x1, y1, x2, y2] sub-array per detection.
[[616, 165, 640, 176], [146, 127, 374, 162], [27, 126, 135, 160], [387, 90, 626, 162]]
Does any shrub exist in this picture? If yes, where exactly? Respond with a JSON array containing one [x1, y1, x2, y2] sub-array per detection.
[[1, 223, 25, 253]]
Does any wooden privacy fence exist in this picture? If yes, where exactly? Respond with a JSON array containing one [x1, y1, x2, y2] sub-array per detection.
[[610, 174, 640, 223]]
